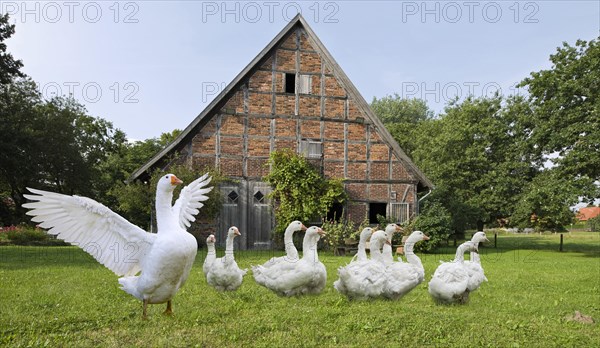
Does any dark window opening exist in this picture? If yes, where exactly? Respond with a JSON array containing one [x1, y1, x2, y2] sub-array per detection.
[[227, 191, 239, 204], [254, 191, 265, 204], [369, 203, 387, 224], [285, 73, 296, 93], [326, 203, 344, 222]]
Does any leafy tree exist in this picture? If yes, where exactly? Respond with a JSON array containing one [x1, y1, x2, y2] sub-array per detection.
[[371, 95, 434, 157], [0, 78, 125, 222], [98, 129, 182, 194], [519, 37, 599, 200], [264, 149, 347, 235], [411, 95, 537, 232], [511, 169, 578, 232], [0, 14, 25, 84]]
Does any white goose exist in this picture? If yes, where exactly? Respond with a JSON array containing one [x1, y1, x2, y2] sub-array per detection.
[[428, 241, 479, 304], [203, 234, 217, 276], [206, 227, 247, 291], [383, 230, 430, 300], [23, 173, 212, 317], [253, 226, 327, 296], [380, 223, 403, 265], [368, 230, 389, 264], [334, 227, 387, 300], [259, 221, 307, 269], [465, 231, 490, 292]]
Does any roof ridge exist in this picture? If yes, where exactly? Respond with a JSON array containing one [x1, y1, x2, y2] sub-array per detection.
[[128, 15, 433, 189]]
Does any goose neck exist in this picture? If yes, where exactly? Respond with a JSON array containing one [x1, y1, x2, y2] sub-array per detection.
[[155, 189, 177, 231], [454, 244, 469, 262], [470, 241, 481, 263], [404, 242, 424, 270], [356, 233, 369, 261], [284, 227, 299, 259], [370, 241, 383, 262], [302, 236, 319, 262], [225, 234, 235, 260], [207, 243, 216, 256]]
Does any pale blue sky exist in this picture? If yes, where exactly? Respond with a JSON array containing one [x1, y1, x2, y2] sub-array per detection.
[[5, 1, 599, 140]]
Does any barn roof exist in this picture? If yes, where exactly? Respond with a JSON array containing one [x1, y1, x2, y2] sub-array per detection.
[[129, 14, 433, 189]]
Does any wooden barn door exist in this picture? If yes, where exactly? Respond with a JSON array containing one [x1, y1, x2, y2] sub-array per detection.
[[247, 181, 273, 249], [219, 184, 246, 250]]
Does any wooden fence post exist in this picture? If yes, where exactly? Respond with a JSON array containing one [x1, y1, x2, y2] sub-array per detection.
[[559, 233, 563, 252], [494, 233, 497, 249]]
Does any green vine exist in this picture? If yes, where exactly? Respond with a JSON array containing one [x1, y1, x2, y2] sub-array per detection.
[[264, 149, 347, 235]]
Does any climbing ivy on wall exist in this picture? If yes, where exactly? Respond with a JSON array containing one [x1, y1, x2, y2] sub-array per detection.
[[264, 149, 347, 235]]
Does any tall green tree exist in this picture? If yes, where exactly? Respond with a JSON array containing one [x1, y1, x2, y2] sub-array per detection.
[[519, 37, 599, 200], [371, 95, 434, 157], [412, 96, 537, 232], [0, 14, 25, 84], [0, 78, 125, 222], [511, 169, 579, 231]]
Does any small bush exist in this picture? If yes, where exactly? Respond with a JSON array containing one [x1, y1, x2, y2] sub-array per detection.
[[322, 217, 371, 254], [588, 216, 600, 232], [6, 226, 48, 243], [1, 225, 69, 246], [406, 201, 453, 252]]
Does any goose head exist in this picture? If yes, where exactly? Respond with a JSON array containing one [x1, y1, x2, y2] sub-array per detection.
[[158, 174, 183, 192], [386, 223, 402, 234], [384, 223, 403, 242], [405, 230, 430, 244], [228, 226, 241, 238], [206, 234, 216, 245], [287, 220, 308, 232], [471, 231, 490, 244], [370, 230, 389, 250], [306, 226, 326, 242], [359, 227, 375, 243]]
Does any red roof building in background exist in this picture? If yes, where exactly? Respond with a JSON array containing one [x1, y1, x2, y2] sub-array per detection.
[[576, 207, 600, 221]]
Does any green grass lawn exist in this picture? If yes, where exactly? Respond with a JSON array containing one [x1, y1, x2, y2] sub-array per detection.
[[1, 232, 598, 347]]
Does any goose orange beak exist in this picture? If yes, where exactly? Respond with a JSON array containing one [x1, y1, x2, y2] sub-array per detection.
[[301, 224, 308, 231], [317, 228, 326, 236], [234, 228, 241, 236], [423, 235, 430, 241], [171, 175, 183, 185]]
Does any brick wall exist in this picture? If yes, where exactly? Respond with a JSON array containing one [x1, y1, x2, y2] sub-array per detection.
[[186, 26, 420, 219]]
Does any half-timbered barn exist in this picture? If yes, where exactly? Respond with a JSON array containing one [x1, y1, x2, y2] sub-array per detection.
[[130, 14, 433, 249]]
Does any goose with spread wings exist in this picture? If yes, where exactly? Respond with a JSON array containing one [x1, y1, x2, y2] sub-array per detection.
[[23, 173, 212, 318]]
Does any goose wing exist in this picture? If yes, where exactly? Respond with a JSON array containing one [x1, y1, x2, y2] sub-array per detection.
[[173, 173, 213, 229], [23, 188, 156, 277]]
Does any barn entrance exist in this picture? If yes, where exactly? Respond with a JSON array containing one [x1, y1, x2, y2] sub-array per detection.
[[219, 181, 273, 250]]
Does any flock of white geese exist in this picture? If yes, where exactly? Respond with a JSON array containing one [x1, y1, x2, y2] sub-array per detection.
[[23, 173, 489, 318]]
